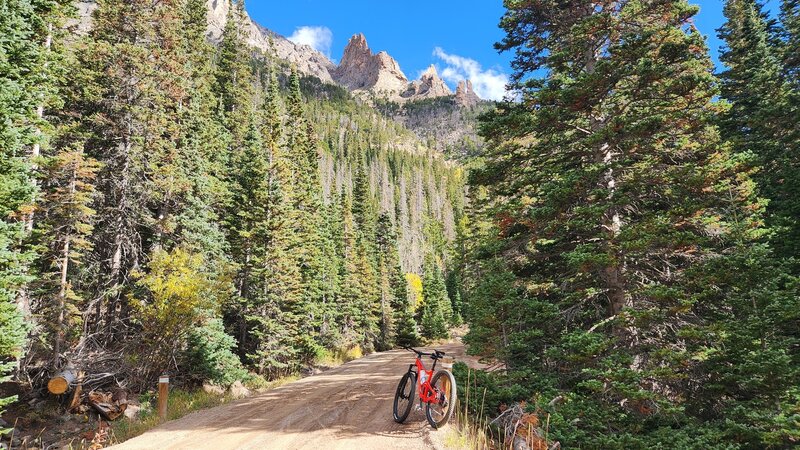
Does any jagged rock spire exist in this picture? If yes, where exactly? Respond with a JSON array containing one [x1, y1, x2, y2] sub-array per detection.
[[334, 33, 408, 94], [455, 79, 480, 107]]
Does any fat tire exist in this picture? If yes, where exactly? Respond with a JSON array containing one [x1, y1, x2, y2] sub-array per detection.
[[425, 369, 456, 429], [393, 371, 416, 423]]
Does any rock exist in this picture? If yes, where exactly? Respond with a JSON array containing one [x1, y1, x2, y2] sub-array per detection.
[[455, 80, 481, 107], [0, 417, 9, 428], [228, 381, 250, 399], [403, 65, 452, 100], [334, 33, 409, 97], [205, 0, 336, 83], [123, 403, 141, 420], [202, 383, 225, 396], [73, 3, 462, 106]]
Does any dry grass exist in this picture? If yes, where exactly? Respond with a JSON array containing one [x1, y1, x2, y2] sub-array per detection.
[[313, 345, 364, 368], [443, 366, 494, 450], [108, 389, 233, 444], [107, 374, 299, 446], [443, 404, 493, 450]]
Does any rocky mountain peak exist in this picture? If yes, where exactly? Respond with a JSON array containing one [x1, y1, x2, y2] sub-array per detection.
[[346, 33, 369, 53], [455, 80, 481, 107], [334, 34, 408, 94], [403, 64, 452, 100]]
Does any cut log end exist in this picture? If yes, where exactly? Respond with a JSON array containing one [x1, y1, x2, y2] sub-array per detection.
[[48, 377, 70, 395], [48, 368, 78, 395]]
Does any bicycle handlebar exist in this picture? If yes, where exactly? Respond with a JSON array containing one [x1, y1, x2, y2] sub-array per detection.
[[402, 346, 446, 359]]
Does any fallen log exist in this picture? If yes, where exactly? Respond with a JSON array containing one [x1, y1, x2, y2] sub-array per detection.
[[48, 367, 78, 395]]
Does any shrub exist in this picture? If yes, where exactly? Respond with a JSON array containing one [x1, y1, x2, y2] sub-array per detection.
[[185, 317, 247, 386]]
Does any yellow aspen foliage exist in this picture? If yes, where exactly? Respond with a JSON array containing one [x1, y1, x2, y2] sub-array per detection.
[[405, 273, 424, 310]]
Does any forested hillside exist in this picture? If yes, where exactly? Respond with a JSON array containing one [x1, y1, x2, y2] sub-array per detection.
[[457, 0, 800, 448], [0, 0, 464, 419], [376, 96, 492, 160]]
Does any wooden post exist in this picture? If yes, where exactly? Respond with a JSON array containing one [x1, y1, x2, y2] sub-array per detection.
[[158, 373, 169, 420]]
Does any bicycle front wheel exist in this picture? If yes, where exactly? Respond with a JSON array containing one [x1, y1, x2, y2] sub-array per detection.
[[393, 371, 416, 423], [426, 369, 456, 428]]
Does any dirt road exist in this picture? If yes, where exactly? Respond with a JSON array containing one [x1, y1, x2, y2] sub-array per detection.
[[111, 343, 468, 450]]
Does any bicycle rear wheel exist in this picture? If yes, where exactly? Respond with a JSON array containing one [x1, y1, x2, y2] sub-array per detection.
[[393, 371, 416, 423], [426, 369, 456, 429]]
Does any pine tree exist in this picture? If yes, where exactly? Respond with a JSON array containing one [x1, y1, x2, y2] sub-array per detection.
[[175, 0, 231, 260], [468, 1, 798, 446], [36, 147, 99, 362], [285, 68, 327, 352], [394, 306, 421, 348], [375, 213, 401, 350], [71, 0, 188, 339], [0, 0, 63, 413], [226, 113, 300, 375], [214, 0, 254, 142], [719, 0, 799, 261], [316, 200, 342, 348], [338, 192, 378, 350], [420, 257, 449, 340], [782, 0, 800, 80]]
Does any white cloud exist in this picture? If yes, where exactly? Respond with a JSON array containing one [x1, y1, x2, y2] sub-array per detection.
[[432, 47, 510, 101], [288, 26, 333, 57]]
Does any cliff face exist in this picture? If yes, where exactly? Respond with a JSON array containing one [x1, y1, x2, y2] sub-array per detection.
[[334, 35, 458, 103], [205, 0, 336, 83]]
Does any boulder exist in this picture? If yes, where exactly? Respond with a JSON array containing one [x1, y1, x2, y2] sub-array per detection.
[[228, 381, 250, 399], [202, 383, 225, 396]]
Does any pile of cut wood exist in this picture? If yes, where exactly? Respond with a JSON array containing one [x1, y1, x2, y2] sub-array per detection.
[[47, 369, 128, 421]]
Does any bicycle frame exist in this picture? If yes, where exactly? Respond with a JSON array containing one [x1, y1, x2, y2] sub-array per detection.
[[409, 355, 441, 404]]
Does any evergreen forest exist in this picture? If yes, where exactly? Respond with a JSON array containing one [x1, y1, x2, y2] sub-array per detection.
[[1, 0, 799, 449]]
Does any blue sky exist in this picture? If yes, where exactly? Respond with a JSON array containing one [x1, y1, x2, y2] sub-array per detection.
[[246, 1, 781, 100]]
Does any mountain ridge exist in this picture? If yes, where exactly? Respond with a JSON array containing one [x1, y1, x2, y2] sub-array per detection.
[[205, 1, 479, 104], [74, 0, 481, 104]]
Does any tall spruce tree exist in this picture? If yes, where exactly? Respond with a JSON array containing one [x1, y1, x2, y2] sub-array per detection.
[[285, 68, 327, 354], [782, 0, 800, 79], [719, 0, 799, 261], [375, 213, 403, 350], [174, 0, 231, 261], [467, 0, 799, 446], [0, 0, 71, 417], [0, 0, 41, 365], [72, 0, 176, 339], [420, 257, 449, 340]]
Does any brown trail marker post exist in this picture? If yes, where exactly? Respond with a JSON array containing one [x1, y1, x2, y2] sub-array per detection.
[[158, 373, 169, 420]]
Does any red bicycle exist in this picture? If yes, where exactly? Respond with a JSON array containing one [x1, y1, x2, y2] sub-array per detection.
[[392, 346, 457, 428]]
